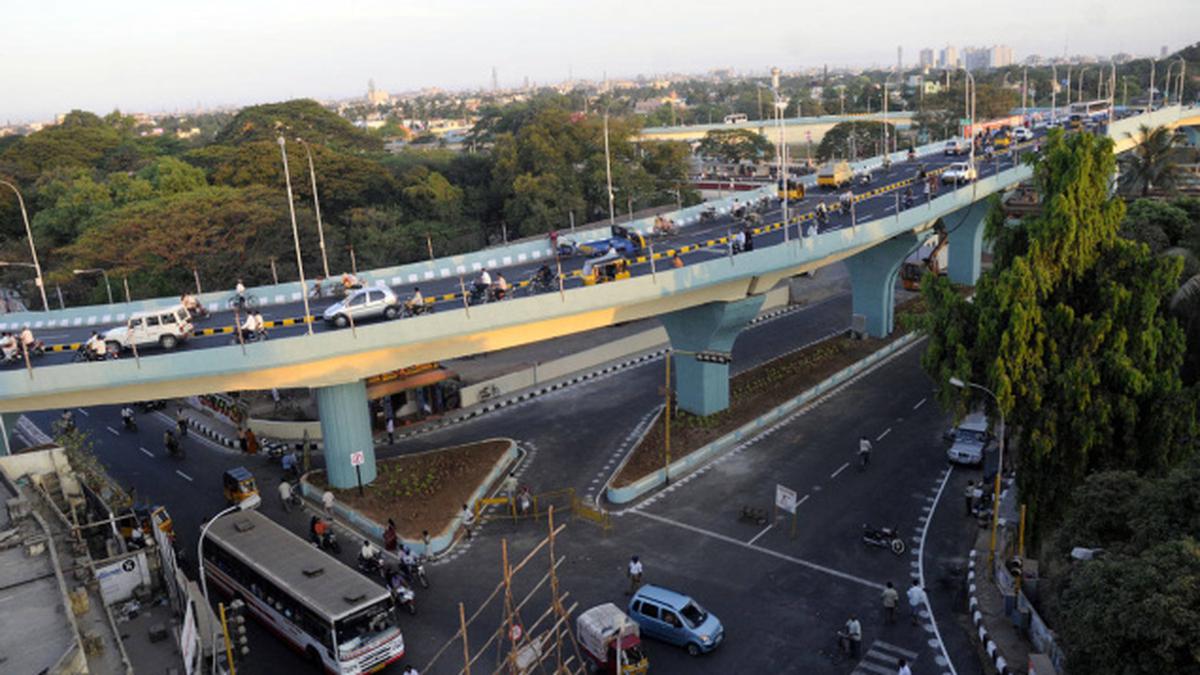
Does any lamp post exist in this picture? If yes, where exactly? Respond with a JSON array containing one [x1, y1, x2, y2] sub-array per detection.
[[1175, 57, 1186, 106], [73, 268, 113, 305], [198, 494, 261, 614], [1161, 61, 1178, 109], [295, 138, 330, 279], [1149, 60, 1156, 110], [0, 180, 49, 311], [1051, 64, 1058, 126], [882, 73, 897, 157], [1065, 65, 1072, 107], [961, 67, 976, 180], [277, 137, 314, 335], [1077, 66, 1090, 105], [760, 77, 790, 241], [603, 106, 616, 225], [949, 377, 1006, 568], [1021, 66, 1028, 125]]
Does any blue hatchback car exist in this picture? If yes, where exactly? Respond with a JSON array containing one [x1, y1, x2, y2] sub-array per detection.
[[628, 585, 724, 656]]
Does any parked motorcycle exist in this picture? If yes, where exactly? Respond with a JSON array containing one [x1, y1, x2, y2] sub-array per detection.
[[862, 524, 906, 556]]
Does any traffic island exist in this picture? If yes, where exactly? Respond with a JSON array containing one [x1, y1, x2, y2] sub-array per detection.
[[302, 438, 517, 555], [608, 296, 936, 503]]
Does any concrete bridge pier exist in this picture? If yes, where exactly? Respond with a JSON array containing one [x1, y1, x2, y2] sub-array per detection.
[[315, 380, 377, 488], [845, 232, 925, 337], [945, 199, 992, 286], [660, 295, 766, 417]]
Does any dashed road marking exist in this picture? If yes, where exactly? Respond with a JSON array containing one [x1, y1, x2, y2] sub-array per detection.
[[139, 446, 154, 458], [747, 523, 774, 546], [876, 427, 891, 442], [76, 408, 89, 417], [830, 462, 850, 479], [913, 397, 927, 410], [633, 510, 882, 590], [175, 470, 194, 482], [106, 426, 120, 436]]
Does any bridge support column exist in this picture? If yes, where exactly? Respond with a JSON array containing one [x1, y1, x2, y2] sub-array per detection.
[[660, 295, 765, 417], [846, 233, 924, 337], [316, 380, 377, 489], [946, 200, 991, 286]]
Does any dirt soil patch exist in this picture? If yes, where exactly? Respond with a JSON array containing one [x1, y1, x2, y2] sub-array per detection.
[[613, 297, 933, 488], [308, 439, 510, 539]]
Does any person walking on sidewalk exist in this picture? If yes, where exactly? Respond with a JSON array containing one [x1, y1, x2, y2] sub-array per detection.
[[964, 480, 975, 516], [907, 579, 927, 625], [881, 581, 899, 624], [386, 417, 395, 445], [858, 435, 872, 469], [626, 555, 644, 595]]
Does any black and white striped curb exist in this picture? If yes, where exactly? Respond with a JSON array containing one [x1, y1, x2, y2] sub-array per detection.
[[966, 478, 1015, 675], [587, 408, 660, 505]]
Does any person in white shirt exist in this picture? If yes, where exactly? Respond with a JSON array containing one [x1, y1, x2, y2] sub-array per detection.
[[406, 287, 423, 313], [907, 580, 926, 625], [475, 269, 491, 291], [897, 658, 912, 675], [240, 312, 257, 340], [858, 436, 873, 468], [626, 555, 643, 595], [252, 310, 265, 333], [322, 490, 335, 516], [844, 615, 862, 657], [493, 273, 509, 300], [360, 539, 379, 562], [87, 332, 107, 359], [20, 326, 37, 351], [278, 479, 293, 512], [461, 504, 476, 539]]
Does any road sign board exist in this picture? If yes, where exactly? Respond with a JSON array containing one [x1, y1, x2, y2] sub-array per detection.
[[350, 451, 365, 467], [509, 624, 523, 642], [775, 484, 797, 513]]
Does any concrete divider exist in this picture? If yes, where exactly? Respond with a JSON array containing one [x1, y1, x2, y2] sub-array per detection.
[[299, 438, 518, 557], [607, 332, 919, 504]]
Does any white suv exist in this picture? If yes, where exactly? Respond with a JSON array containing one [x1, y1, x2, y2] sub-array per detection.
[[104, 305, 194, 353], [941, 162, 978, 184], [1012, 127, 1033, 142]]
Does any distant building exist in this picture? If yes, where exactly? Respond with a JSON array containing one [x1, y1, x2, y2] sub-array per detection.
[[919, 48, 935, 69], [1161, 45, 1168, 58], [367, 79, 390, 105], [939, 46, 959, 69], [990, 45, 1014, 68]]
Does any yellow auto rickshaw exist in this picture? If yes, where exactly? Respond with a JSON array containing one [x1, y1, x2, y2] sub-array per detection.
[[223, 466, 260, 505], [582, 258, 631, 286], [778, 178, 805, 201]]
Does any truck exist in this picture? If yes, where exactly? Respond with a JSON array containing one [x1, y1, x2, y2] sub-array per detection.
[[816, 161, 852, 189], [578, 603, 649, 674], [900, 232, 948, 291]]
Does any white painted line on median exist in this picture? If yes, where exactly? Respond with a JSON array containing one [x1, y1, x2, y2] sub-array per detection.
[[876, 427, 891, 442], [76, 408, 89, 417], [747, 523, 774, 546], [139, 447, 154, 458], [918, 466, 959, 675], [796, 494, 810, 507], [830, 462, 850, 479], [175, 470, 194, 482], [913, 397, 927, 410], [106, 426, 120, 436], [634, 510, 882, 590]]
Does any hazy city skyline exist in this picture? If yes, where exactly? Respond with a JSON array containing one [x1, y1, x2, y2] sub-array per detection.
[[2, 0, 1197, 123]]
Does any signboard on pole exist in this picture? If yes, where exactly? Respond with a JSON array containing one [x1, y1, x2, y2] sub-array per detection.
[[775, 484, 797, 513], [350, 451, 365, 466]]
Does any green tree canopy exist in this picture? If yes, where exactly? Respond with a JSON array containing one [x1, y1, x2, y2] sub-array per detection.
[[917, 129, 1197, 539], [214, 99, 382, 153], [815, 121, 893, 162], [696, 128, 775, 164]]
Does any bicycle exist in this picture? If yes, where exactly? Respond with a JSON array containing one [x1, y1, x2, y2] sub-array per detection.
[[226, 293, 259, 311]]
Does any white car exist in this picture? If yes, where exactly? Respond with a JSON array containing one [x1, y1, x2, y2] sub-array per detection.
[[941, 162, 978, 184], [103, 305, 194, 352], [946, 413, 994, 465], [322, 285, 401, 328], [943, 138, 969, 155], [1012, 127, 1033, 142]]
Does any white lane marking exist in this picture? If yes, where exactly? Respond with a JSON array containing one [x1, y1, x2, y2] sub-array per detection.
[[830, 462, 850, 479], [876, 427, 891, 442], [913, 397, 927, 410], [634, 510, 882, 590], [175, 470, 194, 482], [918, 467, 959, 675], [139, 447, 154, 458], [106, 426, 120, 436], [747, 523, 774, 545], [796, 494, 810, 507], [76, 408, 89, 417]]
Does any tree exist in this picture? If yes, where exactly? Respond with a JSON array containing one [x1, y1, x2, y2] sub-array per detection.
[[815, 121, 893, 162], [696, 129, 775, 164], [213, 99, 383, 153], [917, 129, 1197, 540], [1119, 125, 1180, 197], [138, 156, 208, 195]]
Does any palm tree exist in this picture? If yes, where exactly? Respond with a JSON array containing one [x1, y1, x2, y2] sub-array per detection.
[[1119, 125, 1180, 197]]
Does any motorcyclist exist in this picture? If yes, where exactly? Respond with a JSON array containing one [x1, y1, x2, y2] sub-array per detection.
[[815, 201, 829, 225], [86, 332, 107, 361], [534, 264, 554, 290], [120, 406, 135, 429], [281, 450, 299, 479], [0, 333, 15, 361], [473, 269, 492, 300], [405, 287, 424, 314], [251, 310, 266, 338], [60, 410, 75, 432], [492, 273, 509, 301], [20, 326, 41, 354], [839, 189, 854, 211], [903, 186, 915, 209], [240, 312, 258, 341], [180, 293, 206, 318], [164, 430, 180, 456], [359, 539, 381, 570]]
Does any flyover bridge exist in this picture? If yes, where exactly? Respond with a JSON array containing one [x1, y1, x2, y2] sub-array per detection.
[[2, 105, 1195, 486]]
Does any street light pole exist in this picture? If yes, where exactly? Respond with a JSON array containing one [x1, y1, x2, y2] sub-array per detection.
[[1051, 64, 1058, 126], [1077, 66, 1090, 104], [1149, 60, 1156, 110], [0, 180, 49, 311], [296, 138, 330, 279], [603, 106, 616, 225], [198, 495, 261, 617], [277, 137, 315, 335], [949, 377, 1006, 568], [1176, 57, 1186, 106], [73, 268, 113, 305]]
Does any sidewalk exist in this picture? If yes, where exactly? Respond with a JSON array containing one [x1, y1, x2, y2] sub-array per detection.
[[966, 478, 1032, 675]]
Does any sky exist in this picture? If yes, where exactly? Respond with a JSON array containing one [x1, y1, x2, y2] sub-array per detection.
[[2, 0, 1197, 123]]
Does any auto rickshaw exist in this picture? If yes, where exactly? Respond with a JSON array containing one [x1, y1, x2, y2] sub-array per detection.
[[778, 178, 805, 201], [582, 258, 631, 286], [120, 505, 175, 542], [223, 466, 260, 506], [578, 603, 649, 674]]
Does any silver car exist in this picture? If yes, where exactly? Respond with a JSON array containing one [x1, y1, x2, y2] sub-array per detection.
[[322, 285, 401, 328]]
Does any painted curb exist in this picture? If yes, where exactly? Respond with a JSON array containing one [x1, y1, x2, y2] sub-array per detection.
[[606, 331, 919, 504], [299, 438, 519, 558], [965, 477, 1016, 675]]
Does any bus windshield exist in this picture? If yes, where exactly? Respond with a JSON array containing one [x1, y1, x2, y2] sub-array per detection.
[[335, 598, 400, 657]]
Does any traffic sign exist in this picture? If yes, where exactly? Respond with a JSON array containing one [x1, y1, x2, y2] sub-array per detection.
[[775, 484, 797, 513], [509, 624, 523, 642], [350, 451, 365, 466]]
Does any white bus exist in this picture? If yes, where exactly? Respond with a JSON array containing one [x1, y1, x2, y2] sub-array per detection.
[[723, 113, 748, 124], [202, 510, 405, 674]]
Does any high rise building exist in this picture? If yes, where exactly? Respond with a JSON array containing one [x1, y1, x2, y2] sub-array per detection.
[[990, 45, 1014, 68], [919, 48, 935, 68], [939, 46, 959, 69], [897, 46, 903, 73], [491, 66, 498, 91], [963, 47, 990, 71], [1160, 45, 1168, 58]]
